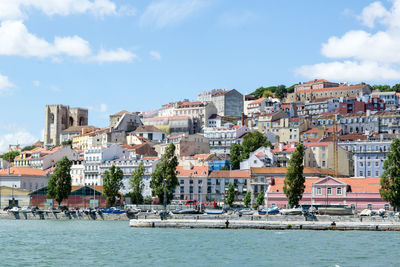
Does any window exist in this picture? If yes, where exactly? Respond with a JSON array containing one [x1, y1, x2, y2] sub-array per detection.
[[375, 162, 379, 166], [360, 162, 363, 167], [190, 179, 193, 184], [337, 187, 342, 195], [327, 187, 332, 195], [180, 186, 184, 193], [180, 179, 184, 184], [384, 204, 390, 210], [198, 180, 202, 184], [367, 171, 371, 176], [359, 171, 363, 176], [367, 204, 372, 210], [189, 186, 193, 194], [322, 161, 326, 167], [316, 187, 322, 195]]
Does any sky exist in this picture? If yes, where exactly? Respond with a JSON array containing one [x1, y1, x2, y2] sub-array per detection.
[[0, 0, 399, 152]]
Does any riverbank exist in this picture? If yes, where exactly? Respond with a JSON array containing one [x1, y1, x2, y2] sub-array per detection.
[[130, 218, 400, 231], [0, 210, 131, 220]]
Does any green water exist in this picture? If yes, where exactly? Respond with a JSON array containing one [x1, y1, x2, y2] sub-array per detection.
[[0, 220, 398, 266]]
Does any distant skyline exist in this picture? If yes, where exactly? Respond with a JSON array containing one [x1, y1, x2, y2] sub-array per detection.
[[0, 0, 399, 151]]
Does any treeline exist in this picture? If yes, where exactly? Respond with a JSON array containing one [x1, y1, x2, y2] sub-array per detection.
[[371, 84, 400, 92], [249, 84, 296, 100]]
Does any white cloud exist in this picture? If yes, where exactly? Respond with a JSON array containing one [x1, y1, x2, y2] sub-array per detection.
[[0, 73, 14, 94], [296, 0, 400, 82], [0, 0, 120, 21], [33, 80, 40, 87], [140, 0, 207, 28], [0, 20, 91, 59], [0, 20, 136, 63], [87, 103, 108, 113], [92, 48, 137, 63], [0, 124, 37, 153], [358, 1, 389, 28], [149, 50, 161, 60]]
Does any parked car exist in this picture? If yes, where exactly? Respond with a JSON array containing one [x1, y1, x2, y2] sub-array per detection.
[[21, 206, 32, 212], [3, 206, 10, 211], [10, 207, 20, 212], [58, 205, 69, 212]]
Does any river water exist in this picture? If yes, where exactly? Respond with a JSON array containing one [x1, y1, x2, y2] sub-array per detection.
[[0, 220, 398, 266]]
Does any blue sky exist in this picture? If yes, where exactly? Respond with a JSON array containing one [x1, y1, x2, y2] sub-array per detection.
[[0, 0, 398, 151]]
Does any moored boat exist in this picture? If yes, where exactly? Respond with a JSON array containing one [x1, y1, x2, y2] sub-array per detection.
[[318, 206, 353, 215], [205, 209, 224, 215], [172, 208, 202, 215], [258, 207, 279, 215], [280, 207, 303, 215]]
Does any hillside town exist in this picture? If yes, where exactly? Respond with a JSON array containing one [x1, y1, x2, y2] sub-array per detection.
[[1, 79, 399, 211]]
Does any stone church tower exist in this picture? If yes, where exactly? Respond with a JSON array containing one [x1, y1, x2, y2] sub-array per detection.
[[44, 105, 88, 147]]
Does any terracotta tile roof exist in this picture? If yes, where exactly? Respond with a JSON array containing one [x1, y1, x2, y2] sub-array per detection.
[[269, 177, 381, 193], [208, 170, 250, 178], [256, 152, 266, 157], [0, 167, 47, 176], [193, 154, 212, 160], [249, 98, 266, 105], [176, 166, 209, 177], [251, 167, 335, 176], [304, 142, 330, 147], [144, 116, 190, 121], [296, 84, 366, 94], [322, 133, 368, 142], [111, 110, 130, 116], [212, 90, 232, 97], [133, 125, 163, 133], [61, 125, 96, 133], [304, 126, 341, 134], [305, 79, 331, 84]]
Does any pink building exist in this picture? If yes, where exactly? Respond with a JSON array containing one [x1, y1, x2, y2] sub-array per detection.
[[266, 176, 390, 210]]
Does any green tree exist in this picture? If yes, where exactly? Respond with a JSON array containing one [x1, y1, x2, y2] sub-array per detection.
[[22, 145, 36, 151], [275, 85, 287, 100], [262, 90, 274, 98], [46, 156, 72, 206], [226, 183, 235, 207], [241, 131, 271, 159], [220, 165, 230, 170], [380, 138, 400, 211], [283, 143, 305, 207], [128, 162, 145, 204], [244, 191, 251, 208], [0, 151, 20, 162], [372, 84, 391, 92], [230, 143, 242, 170], [392, 84, 400, 92], [61, 139, 72, 147], [103, 165, 124, 207], [256, 191, 264, 207], [150, 143, 179, 204]]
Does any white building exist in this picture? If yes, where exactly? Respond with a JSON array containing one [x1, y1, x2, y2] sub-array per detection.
[[71, 159, 85, 186], [100, 157, 159, 196], [129, 125, 166, 143], [83, 144, 127, 185], [240, 147, 276, 170], [204, 125, 249, 155]]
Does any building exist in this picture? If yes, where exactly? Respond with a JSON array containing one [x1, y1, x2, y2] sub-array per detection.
[[266, 176, 390, 210], [71, 159, 84, 186], [211, 89, 244, 117], [29, 185, 107, 208], [121, 144, 158, 158], [83, 144, 127, 185], [206, 170, 250, 202], [129, 125, 166, 143], [0, 167, 49, 191], [44, 104, 88, 147], [336, 97, 385, 115], [303, 142, 353, 177], [0, 158, 10, 169], [269, 117, 309, 143], [142, 116, 199, 135], [204, 126, 248, 155], [198, 89, 225, 102], [240, 147, 276, 170], [371, 91, 399, 108], [175, 165, 209, 201], [304, 98, 340, 116], [156, 134, 210, 157], [0, 186, 31, 208], [286, 80, 371, 102], [174, 101, 217, 127], [207, 114, 222, 128], [339, 139, 391, 178], [14, 146, 79, 170], [246, 97, 280, 116], [100, 157, 159, 196], [109, 110, 142, 130], [60, 126, 96, 144], [302, 126, 342, 141], [250, 167, 335, 203]]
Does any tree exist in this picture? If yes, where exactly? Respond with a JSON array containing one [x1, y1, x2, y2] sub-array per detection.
[[226, 183, 235, 207], [46, 156, 72, 206], [283, 143, 305, 208], [380, 138, 400, 210], [230, 143, 242, 170], [0, 151, 20, 162], [220, 165, 230, 170], [241, 131, 270, 159], [262, 90, 274, 98], [22, 145, 36, 151], [372, 84, 391, 92], [150, 143, 179, 205], [244, 191, 251, 208], [103, 165, 124, 207], [128, 162, 145, 204], [256, 191, 264, 207], [392, 84, 400, 92], [275, 85, 287, 100], [61, 139, 72, 147]]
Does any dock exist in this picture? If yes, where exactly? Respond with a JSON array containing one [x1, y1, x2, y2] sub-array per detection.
[[130, 218, 400, 231]]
